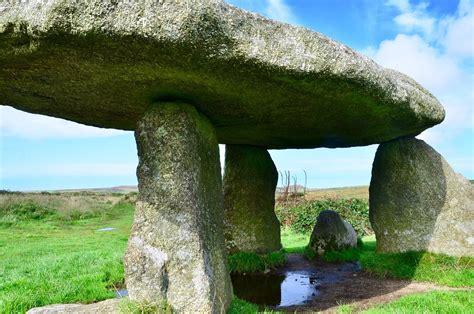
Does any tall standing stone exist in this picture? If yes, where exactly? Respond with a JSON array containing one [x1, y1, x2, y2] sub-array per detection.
[[124, 103, 232, 312], [370, 137, 474, 257], [223, 145, 282, 254]]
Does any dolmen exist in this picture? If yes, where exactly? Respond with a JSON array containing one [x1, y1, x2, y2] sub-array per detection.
[[2, 0, 465, 312]]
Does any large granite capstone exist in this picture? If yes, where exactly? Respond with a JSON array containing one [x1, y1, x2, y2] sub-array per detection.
[[0, 0, 444, 148]]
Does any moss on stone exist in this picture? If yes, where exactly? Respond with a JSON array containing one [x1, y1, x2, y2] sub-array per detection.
[[223, 145, 282, 254], [309, 210, 357, 254], [125, 103, 232, 313], [370, 137, 474, 256], [0, 0, 444, 148]]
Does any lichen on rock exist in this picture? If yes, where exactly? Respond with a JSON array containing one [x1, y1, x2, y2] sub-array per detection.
[[124, 103, 232, 313], [0, 0, 445, 149], [223, 145, 281, 254], [370, 137, 474, 257], [309, 210, 357, 255]]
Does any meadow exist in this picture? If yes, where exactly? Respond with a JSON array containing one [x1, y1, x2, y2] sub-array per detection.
[[0, 190, 472, 313]]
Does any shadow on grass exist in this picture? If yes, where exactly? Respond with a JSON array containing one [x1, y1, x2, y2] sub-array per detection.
[[323, 236, 474, 288], [248, 230, 474, 312]]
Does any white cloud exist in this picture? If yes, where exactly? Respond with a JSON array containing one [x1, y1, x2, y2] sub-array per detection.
[[394, 11, 435, 36], [228, 0, 297, 24], [370, 34, 460, 92], [365, 0, 474, 144], [0, 106, 127, 139], [386, 0, 410, 11], [441, 2, 474, 58], [264, 0, 297, 24], [2, 162, 136, 177], [386, 0, 436, 37]]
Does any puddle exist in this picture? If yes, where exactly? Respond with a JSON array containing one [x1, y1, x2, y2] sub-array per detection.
[[115, 289, 128, 298], [231, 271, 319, 307], [97, 227, 116, 232], [112, 256, 362, 310], [231, 261, 361, 309]]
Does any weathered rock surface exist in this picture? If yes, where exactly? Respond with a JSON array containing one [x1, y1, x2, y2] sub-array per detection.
[[309, 210, 357, 254], [124, 103, 232, 312], [0, 0, 444, 148], [26, 299, 120, 314], [223, 145, 281, 254], [370, 137, 474, 257]]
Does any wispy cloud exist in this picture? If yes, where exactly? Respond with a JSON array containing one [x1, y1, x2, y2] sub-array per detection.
[[364, 0, 474, 144], [0, 106, 127, 139], [227, 0, 298, 24], [1, 162, 136, 178], [264, 0, 297, 24]]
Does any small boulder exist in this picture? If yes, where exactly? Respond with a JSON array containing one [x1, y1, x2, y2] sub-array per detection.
[[309, 210, 357, 254]]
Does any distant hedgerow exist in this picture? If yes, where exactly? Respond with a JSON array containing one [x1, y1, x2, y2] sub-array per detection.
[[275, 198, 372, 236], [0, 201, 56, 225]]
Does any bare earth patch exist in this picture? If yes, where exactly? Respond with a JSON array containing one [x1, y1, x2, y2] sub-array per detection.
[[273, 254, 466, 313]]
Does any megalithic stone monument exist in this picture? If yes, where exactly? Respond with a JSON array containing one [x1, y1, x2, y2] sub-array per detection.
[[223, 145, 281, 254], [0, 0, 445, 312]]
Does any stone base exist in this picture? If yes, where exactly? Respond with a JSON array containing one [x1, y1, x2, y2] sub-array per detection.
[[26, 299, 120, 314], [223, 145, 281, 254], [124, 103, 232, 312], [370, 137, 474, 257]]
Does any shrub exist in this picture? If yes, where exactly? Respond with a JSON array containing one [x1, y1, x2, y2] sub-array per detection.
[[0, 201, 56, 225], [275, 198, 372, 236]]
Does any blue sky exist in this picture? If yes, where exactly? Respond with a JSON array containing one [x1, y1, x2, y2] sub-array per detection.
[[1, 0, 473, 191]]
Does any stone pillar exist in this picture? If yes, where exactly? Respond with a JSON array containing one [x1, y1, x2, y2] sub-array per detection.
[[369, 137, 474, 257], [223, 145, 282, 254], [124, 103, 232, 312]]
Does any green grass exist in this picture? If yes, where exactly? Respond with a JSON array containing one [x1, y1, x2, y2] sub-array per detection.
[[1, 199, 473, 313], [228, 251, 286, 273], [119, 299, 172, 314], [280, 227, 310, 253], [363, 290, 474, 314], [228, 298, 260, 313], [0, 203, 134, 313], [323, 235, 474, 287], [227, 227, 310, 273], [228, 297, 277, 314]]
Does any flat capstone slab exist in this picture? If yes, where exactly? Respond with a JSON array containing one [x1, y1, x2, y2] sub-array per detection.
[[0, 0, 444, 149]]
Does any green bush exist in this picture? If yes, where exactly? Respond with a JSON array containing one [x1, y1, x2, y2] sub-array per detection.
[[275, 198, 372, 236], [0, 202, 56, 224]]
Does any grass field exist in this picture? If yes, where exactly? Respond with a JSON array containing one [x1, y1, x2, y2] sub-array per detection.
[[306, 185, 369, 200], [0, 196, 134, 313], [0, 192, 472, 313]]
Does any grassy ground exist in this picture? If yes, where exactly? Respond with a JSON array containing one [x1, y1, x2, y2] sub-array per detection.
[[228, 251, 286, 273], [1, 194, 472, 313], [361, 290, 474, 314], [323, 235, 474, 288], [306, 186, 369, 200], [0, 202, 133, 313]]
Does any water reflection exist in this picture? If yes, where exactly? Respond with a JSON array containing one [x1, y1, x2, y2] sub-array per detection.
[[231, 271, 320, 308]]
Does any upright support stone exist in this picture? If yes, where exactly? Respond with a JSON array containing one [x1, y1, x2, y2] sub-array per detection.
[[223, 145, 282, 254], [370, 137, 474, 257], [124, 103, 232, 312]]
